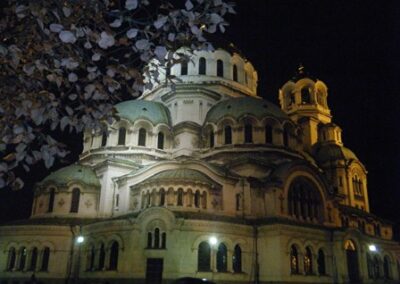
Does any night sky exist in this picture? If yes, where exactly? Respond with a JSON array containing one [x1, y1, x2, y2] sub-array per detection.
[[1, 1, 399, 225]]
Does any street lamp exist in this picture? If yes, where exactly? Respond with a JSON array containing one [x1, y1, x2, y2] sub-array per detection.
[[209, 236, 218, 246], [76, 236, 85, 244], [368, 244, 377, 252]]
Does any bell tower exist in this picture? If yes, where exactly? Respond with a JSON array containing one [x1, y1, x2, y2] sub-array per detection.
[[279, 65, 331, 151]]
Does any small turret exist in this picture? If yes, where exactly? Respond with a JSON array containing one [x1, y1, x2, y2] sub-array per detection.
[[279, 65, 331, 151]]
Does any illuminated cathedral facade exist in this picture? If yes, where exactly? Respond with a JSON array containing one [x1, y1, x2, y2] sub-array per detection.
[[0, 47, 399, 284]]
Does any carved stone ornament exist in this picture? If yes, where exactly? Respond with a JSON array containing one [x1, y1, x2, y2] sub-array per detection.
[[58, 198, 65, 207], [85, 199, 93, 208]]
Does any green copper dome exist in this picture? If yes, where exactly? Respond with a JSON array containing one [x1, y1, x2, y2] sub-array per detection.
[[115, 100, 171, 125], [40, 164, 100, 188], [146, 168, 218, 187], [205, 97, 289, 123], [312, 144, 358, 163]]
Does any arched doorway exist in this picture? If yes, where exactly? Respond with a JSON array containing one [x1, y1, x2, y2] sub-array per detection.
[[345, 240, 359, 283]]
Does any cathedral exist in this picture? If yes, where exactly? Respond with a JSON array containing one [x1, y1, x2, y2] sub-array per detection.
[[0, 47, 399, 284]]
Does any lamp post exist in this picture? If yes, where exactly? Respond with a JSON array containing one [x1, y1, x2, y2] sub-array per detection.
[[75, 235, 85, 283]]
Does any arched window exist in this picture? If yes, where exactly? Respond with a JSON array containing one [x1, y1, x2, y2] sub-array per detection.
[[118, 127, 126, 145], [201, 192, 207, 209], [288, 177, 323, 223], [109, 241, 119, 270], [161, 232, 167, 249], [217, 59, 224, 77], [317, 249, 326, 275], [283, 126, 290, 147], [304, 247, 313, 274], [29, 247, 38, 271], [301, 87, 311, 104], [224, 125, 232, 145], [194, 190, 201, 208], [373, 256, 380, 279], [209, 131, 214, 148], [159, 188, 166, 206], [18, 247, 27, 271], [41, 247, 50, 271], [154, 228, 160, 248], [265, 124, 273, 144], [48, 188, 55, 213], [181, 61, 188, 75], [384, 256, 391, 279], [367, 253, 373, 279], [157, 132, 164, 149], [70, 188, 80, 213], [98, 243, 105, 270], [233, 64, 238, 81], [217, 243, 228, 272], [345, 240, 359, 282], [7, 247, 16, 271], [233, 245, 242, 273], [101, 132, 107, 147], [147, 232, 152, 248], [290, 245, 299, 274], [244, 123, 253, 143], [199, 57, 206, 75], [87, 245, 96, 271], [198, 242, 211, 271], [138, 128, 146, 146], [177, 188, 183, 206]]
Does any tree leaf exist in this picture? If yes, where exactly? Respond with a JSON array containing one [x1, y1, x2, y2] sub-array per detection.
[[125, 0, 138, 10], [126, 28, 138, 39], [185, 0, 194, 10], [154, 16, 168, 29], [98, 32, 115, 49], [50, 23, 64, 33], [135, 39, 150, 50]]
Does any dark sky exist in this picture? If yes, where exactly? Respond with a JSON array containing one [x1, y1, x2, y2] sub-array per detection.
[[1, 0, 399, 224]]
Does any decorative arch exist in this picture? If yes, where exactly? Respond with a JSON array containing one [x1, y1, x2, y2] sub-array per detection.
[[287, 176, 324, 223]]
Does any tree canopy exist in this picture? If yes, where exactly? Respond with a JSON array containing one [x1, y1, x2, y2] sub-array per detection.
[[0, 0, 235, 189]]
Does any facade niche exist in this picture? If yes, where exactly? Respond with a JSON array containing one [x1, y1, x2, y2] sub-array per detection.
[[224, 125, 232, 145], [48, 188, 55, 213], [232, 244, 242, 272], [181, 61, 188, 75], [98, 243, 106, 270], [265, 124, 273, 144], [290, 245, 299, 274], [41, 247, 50, 271], [317, 249, 326, 275], [304, 247, 313, 274], [301, 87, 311, 104], [244, 123, 253, 143], [109, 241, 119, 270], [7, 247, 16, 271], [118, 127, 126, 145], [101, 132, 107, 147], [233, 64, 238, 82], [198, 241, 211, 271], [216, 243, 228, 272], [18, 247, 27, 271], [29, 247, 38, 271], [157, 132, 164, 150], [70, 188, 80, 213], [138, 128, 146, 146], [217, 59, 224, 77], [199, 57, 206, 75]]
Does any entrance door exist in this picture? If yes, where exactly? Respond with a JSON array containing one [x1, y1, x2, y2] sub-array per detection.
[[345, 240, 359, 283], [146, 258, 163, 284]]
